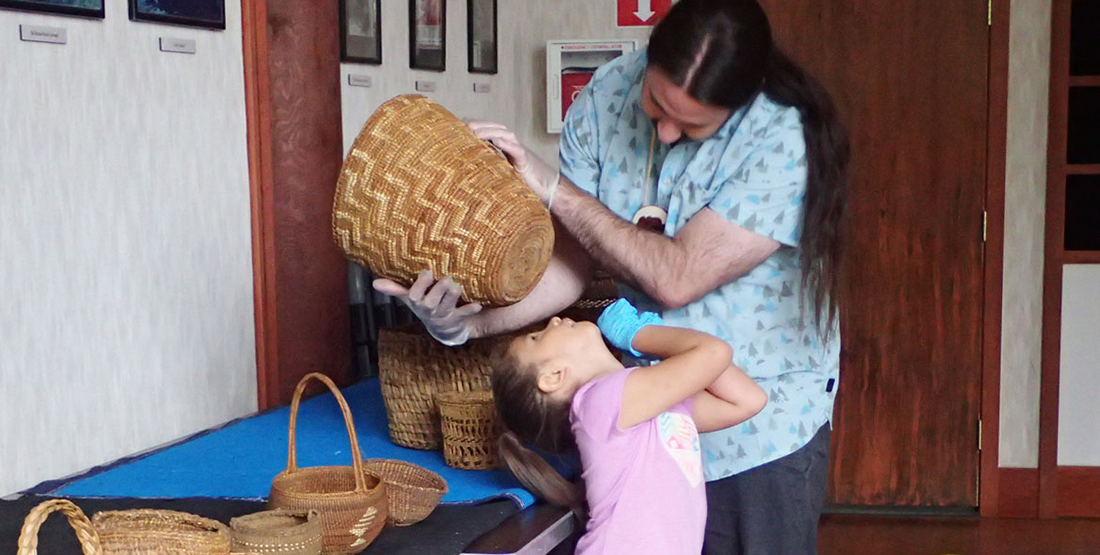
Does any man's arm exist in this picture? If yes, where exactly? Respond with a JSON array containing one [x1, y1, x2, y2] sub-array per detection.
[[551, 177, 780, 310]]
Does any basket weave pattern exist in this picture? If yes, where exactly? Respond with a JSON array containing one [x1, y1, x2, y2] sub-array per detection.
[[268, 373, 388, 555], [333, 94, 554, 306], [229, 509, 322, 555], [17, 499, 102, 555], [378, 325, 520, 450], [91, 509, 231, 554], [438, 391, 502, 470], [364, 459, 448, 526]]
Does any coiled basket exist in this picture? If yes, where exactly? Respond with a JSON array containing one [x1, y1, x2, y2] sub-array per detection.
[[333, 94, 554, 306]]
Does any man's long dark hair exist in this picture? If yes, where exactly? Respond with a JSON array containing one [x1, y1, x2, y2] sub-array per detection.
[[648, 0, 849, 334]]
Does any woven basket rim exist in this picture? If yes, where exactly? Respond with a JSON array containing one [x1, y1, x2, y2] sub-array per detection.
[[229, 509, 319, 533], [270, 466, 385, 500], [364, 459, 449, 495], [91, 509, 228, 535]]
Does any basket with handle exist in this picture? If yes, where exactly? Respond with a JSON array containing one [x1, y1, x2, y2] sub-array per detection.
[[90, 509, 231, 554], [268, 372, 388, 555], [229, 509, 322, 555], [333, 94, 555, 307], [363, 459, 448, 526], [17, 499, 102, 555], [437, 391, 502, 470]]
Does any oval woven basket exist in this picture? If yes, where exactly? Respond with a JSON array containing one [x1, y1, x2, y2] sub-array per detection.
[[269, 373, 388, 555], [17, 499, 102, 555], [333, 94, 555, 307], [229, 509, 322, 555], [91, 509, 231, 555], [364, 459, 448, 526], [437, 391, 502, 471]]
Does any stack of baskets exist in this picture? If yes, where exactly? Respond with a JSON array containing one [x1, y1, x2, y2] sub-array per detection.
[[376, 272, 618, 468]]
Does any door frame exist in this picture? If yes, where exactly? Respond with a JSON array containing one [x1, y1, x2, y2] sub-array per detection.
[[979, 0, 1010, 518]]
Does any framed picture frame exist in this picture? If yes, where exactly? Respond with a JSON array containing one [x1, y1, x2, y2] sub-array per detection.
[[467, 0, 496, 74], [129, 0, 225, 30], [409, 0, 445, 71], [341, 0, 381, 64], [0, 0, 104, 19]]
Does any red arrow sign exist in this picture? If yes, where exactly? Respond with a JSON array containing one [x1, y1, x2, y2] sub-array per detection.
[[617, 0, 672, 27]]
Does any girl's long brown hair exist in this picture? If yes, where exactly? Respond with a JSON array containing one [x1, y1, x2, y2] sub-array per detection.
[[491, 348, 587, 520]]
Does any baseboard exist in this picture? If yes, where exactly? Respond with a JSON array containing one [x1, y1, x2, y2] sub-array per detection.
[[1057, 466, 1100, 518], [998, 468, 1039, 518]]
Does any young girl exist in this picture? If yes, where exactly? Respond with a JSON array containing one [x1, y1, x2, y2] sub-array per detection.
[[492, 299, 767, 555]]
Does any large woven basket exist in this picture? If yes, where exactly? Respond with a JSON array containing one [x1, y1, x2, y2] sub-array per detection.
[[229, 509, 322, 555], [17, 499, 102, 555], [364, 459, 448, 526], [438, 391, 501, 470], [333, 94, 555, 307], [269, 373, 388, 555], [377, 324, 521, 450], [91, 509, 231, 555]]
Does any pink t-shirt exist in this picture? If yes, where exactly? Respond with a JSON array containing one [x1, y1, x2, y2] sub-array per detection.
[[570, 368, 706, 555]]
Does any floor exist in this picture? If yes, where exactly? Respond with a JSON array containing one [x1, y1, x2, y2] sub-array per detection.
[[819, 514, 1100, 555]]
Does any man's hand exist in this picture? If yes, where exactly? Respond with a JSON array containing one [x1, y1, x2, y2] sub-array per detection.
[[373, 271, 482, 346], [467, 120, 559, 205]]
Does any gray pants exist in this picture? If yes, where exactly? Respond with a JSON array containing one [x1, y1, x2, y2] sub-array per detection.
[[703, 425, 831, 555]]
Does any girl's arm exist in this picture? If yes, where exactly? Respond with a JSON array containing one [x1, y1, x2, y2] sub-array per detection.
[[692, 366, 767, 433], [617, 325, 733, 429]]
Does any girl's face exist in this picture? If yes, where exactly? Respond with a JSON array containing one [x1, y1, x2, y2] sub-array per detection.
[[507, 317, 617, 400]]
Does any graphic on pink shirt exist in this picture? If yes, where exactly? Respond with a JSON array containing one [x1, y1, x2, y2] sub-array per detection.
[[657, 411, 703, 487]]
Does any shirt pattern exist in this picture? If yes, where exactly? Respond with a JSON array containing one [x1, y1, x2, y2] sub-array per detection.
[[559, 51, 840, 481]]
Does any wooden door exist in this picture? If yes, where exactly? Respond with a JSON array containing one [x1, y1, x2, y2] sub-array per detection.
[[758, 1, 989, 506]]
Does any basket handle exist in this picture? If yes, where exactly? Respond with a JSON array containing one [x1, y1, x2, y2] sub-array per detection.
[[285, 373, 369, 492], [17, 499, 102, 555]]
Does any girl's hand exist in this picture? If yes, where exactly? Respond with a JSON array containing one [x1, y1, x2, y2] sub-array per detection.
[[597, 298, 664, 357]]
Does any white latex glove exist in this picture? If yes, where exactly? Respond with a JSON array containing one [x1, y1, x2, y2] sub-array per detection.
[[467, 120, 560, 205], [373, 271, 483, 346]]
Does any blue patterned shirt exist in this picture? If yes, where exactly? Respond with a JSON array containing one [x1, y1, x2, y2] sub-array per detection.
[[559, 51, 839, 480]]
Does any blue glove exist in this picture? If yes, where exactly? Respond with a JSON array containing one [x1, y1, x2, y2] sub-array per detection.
[[597, 298, 665, 357]]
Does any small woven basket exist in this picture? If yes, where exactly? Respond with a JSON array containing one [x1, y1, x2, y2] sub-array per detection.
[[364, 459, 448, 526], [333, 94, 555, 307], [91, 509, 231, 555], [229, 509, 322, 555], [269, 373, 388, 555], [377, 324, 524, 450], [17, 499, 102, 555], [438, 391, 502, 470]]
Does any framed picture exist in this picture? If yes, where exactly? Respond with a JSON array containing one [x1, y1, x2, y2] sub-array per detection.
[[467, 0, 496, 74], [0, 0, 104, 19], [342, 0, 382, 64], [129, 0, 225, 30], [409, 0, 445, 71]]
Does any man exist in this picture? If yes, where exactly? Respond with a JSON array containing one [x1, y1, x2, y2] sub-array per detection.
[[375, 1, 848, 552]]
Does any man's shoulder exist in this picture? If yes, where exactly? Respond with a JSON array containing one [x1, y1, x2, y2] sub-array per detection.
[[586, 50, 647, 100]]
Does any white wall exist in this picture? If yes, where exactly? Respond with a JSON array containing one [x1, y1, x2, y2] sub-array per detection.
[[1057, 265, 1100, 466], [340, 0, 650, 162], [0, 0, 257, 495], [998, 0, 1052, 468]]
